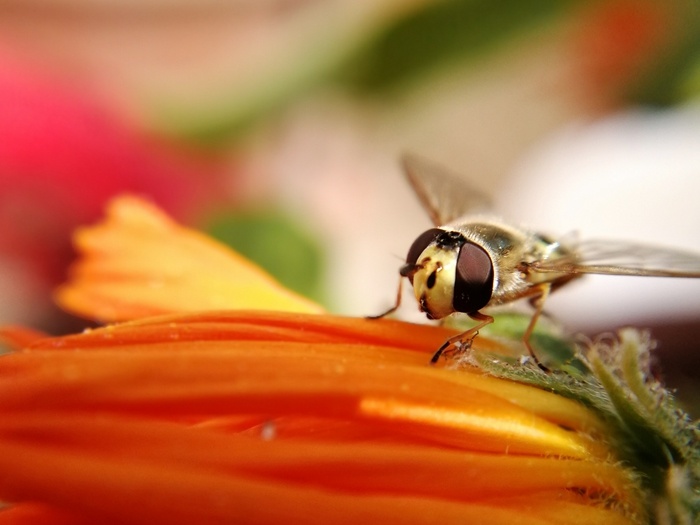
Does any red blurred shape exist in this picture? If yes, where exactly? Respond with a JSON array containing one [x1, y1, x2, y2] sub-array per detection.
[[0, 50, 227, 328]]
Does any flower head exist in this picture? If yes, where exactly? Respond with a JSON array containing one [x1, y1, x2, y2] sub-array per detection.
[[0, 196, 680, 525]]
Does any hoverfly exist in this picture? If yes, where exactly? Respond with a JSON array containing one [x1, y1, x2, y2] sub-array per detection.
[[373, 154, 700, 367]]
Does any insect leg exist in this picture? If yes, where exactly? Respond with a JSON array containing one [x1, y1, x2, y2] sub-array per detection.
[[366, 276, 404, 319], [430, 311, 494, 364], [524, 283, 552, 370]]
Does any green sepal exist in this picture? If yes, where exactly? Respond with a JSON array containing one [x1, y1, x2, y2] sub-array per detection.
[[462, 327, 699, 524]]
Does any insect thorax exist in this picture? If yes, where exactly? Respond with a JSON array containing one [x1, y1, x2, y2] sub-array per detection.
[[447, 219, 571, 306]]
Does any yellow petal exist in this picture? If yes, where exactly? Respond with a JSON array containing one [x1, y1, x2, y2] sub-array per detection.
[[54, 196, 323, 322]]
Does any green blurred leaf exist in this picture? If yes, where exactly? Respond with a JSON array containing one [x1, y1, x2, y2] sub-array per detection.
[[206, 210, 326, 305], [341, 0, 581, 95], [155, 0, 583, 143], [624, 13, 700, 105]]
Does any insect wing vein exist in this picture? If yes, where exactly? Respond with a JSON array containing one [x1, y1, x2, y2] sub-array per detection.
[[401, 153, 492, 226], [529, 239, 700, 278]]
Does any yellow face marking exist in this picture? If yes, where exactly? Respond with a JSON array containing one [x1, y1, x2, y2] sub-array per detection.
[[411, 245, 458, 320]]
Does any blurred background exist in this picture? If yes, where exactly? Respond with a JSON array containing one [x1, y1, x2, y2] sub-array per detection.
[[1, 0, 699, 410]]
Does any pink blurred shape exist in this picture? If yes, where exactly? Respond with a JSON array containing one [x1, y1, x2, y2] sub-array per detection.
[[0, 49, 227, 326]]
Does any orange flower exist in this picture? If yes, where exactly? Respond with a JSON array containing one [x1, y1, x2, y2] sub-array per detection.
[[0, 197, 647, 524]]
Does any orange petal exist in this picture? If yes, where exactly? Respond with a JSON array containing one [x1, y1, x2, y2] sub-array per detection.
[[0, 326, 49, 352], [0, 413, 639, 525], [54, 196, 323, 322], [0, 503, 85, 525], [0, 412, 639, 515], [23, 312, 459, 355], [0, 312, 643, 524], [0, 315, 604, 460], [18, 311, 606, 436]]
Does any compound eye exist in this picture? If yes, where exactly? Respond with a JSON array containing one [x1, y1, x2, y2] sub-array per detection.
[[405, 228, 443, 265], [452, 242, 494, 313]]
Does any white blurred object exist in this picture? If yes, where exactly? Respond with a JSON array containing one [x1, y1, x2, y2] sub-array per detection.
[[244, 99, 431, 319], [497, 105, 700, 330]]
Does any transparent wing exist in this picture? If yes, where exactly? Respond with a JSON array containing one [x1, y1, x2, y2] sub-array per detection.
[[401, 153, 492, 226], [530, 239, 700, 277]]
